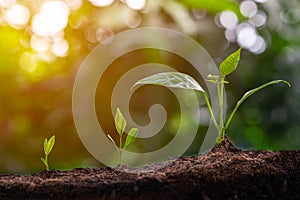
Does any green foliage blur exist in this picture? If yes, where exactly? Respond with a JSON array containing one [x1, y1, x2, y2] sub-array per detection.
[[0, 0, 299, 173]]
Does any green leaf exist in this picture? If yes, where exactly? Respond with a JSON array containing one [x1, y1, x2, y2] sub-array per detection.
[[124, 128, 138, 149], [115, 108, 126, 135], [207, 74, 219, 81], [45, 135, 55, 155], [40, 157, 49, 171], [40, 158, 47, 166], [43, 138, 48, 155], [132, 72, 205, 93], [219, 48, 241, 78], [225, 80, 291, 130]]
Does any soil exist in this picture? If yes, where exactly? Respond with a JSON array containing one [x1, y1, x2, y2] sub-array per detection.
[[0, 136, 299, 200]]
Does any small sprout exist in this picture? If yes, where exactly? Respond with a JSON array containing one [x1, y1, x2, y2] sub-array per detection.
[[133, 48, 291, 144], [41, 135, 55, 171], [108, 108, 138, 166]]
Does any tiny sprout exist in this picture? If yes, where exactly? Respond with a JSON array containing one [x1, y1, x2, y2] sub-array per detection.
[[108, 108, 138, 166], [41, 135, 55, 171], [132, 48, 291, 144]]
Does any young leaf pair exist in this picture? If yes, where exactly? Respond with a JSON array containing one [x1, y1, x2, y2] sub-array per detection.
[[132, 48, 291, 144], [108, 108, 138, 165], [41, 135, 55, 171]]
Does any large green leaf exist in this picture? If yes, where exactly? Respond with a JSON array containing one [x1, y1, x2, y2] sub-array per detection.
[[124, 128, 138, 149], [132, 72, 205, 92], [219, 48, 241, 78], [225, 80, 291, 130], [115, 108, 126, 135]]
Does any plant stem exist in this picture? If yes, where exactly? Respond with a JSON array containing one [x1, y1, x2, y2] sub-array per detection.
[[119, 149, 123, 166], [202, 93, 219, 129], [224, 103, 239, 131], [215, 78, 226, 143], [119, 134, 123, 166], [45, 155, 49, 171], [219, 78, 225, 140]]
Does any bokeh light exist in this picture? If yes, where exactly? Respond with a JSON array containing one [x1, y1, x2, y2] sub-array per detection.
[[126, 0, 146, 10], [249, 35, 266, 54], [217, 0, 268, 54], [280, 8, 300, 24], [96, 28, 114, 43], [219, 11, 238, 29], [3, 4, 30, 29], [65, 0, 82, 10], [123, 9, 142, 28], [237, 23, 257, 49], [32, 1, 70, 37], [250, 11, 267, 27], [240, 0, 257, 18], [19, 52, 39, 73], [0, 0, 16, 8], [89, 0, 114, 7], [30, 35, 50, 53], [51, 38, 69, 57]]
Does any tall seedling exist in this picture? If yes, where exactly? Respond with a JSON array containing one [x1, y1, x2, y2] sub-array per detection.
[[132, 49, 290, 143]]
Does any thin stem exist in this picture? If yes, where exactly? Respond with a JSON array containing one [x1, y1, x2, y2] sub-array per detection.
[[119, 149, 123, 166], [45, 155, 49, 171], [119, 134, 123, 166], [202, 92, 219, 129], [224, 103, 239, 131], [219, 78, 225, 140]]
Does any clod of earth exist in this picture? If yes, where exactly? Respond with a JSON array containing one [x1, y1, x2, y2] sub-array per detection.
[[0, 136, 299, 200]]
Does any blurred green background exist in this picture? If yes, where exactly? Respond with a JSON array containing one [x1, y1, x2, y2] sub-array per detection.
[[0, 0, 299, 173]]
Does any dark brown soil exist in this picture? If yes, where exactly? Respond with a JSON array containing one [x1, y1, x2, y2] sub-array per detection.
[[0, 137, 299, 200]]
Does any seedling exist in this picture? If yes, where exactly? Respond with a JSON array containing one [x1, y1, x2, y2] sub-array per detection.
[[132, 49, 291, 144], [40, 135, 55, 171], [107, 108, 138, 166]]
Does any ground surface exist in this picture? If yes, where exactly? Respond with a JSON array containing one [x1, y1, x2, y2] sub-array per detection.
[[0, 137, 299, 200]]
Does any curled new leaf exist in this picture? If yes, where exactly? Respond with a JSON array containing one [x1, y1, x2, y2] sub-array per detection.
[[132, 72, 205, 93], [219, 48, 241, 78]]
